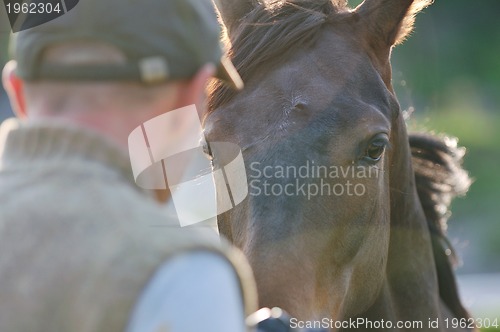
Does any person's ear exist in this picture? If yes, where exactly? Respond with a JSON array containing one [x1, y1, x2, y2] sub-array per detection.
[[174, 63, 216, 118], [2, 61, 27, 118]]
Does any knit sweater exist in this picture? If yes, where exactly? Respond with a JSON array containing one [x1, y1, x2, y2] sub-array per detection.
[[0, 119, 256, 332]]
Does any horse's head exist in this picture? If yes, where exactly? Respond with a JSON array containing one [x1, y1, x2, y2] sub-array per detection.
[[205, 0, 467, 324]]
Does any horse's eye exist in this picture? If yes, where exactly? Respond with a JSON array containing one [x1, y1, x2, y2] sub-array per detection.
[[365, 138, 388, 162]]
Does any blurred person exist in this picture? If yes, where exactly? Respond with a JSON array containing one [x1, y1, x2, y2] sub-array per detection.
[[0, 87, 12, 122], [0, 0, 257, 331], [1, 30, 13, 122]]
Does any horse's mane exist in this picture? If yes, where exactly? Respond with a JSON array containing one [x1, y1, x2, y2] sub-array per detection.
[[209, 0, 348, 112], [409, 133, 471, 319]]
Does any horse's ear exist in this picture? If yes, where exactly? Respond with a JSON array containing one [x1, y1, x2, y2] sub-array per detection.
[[355, 0, 432, 47], [213, 0, 256, 38]]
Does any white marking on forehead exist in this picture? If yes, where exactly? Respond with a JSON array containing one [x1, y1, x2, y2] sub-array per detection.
[[283, 92, 309, 116], [278, 92, 311, 132]]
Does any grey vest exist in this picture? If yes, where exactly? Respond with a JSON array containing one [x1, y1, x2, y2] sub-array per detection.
[[0, 120, 257, 331]]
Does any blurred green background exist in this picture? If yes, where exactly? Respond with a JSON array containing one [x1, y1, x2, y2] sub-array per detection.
[[393, 0, 500, 276], [1, 0, 499, 324]]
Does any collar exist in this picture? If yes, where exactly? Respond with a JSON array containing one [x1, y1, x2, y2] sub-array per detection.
[[0, 118, 135, 187]]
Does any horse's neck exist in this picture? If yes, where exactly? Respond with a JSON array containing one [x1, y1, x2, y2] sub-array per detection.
[[381, 131, 449, 329], [439, 300, 473, 332], [352, 263, 472, 332], [354, 282, 462, 332]]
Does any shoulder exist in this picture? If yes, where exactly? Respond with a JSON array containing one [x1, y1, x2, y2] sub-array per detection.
[[126, 251, 248, 332]]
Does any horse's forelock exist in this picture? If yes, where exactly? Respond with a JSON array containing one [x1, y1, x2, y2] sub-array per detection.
[[208, 0, 349, 114]]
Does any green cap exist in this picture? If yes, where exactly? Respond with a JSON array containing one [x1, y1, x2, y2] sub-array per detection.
[[13, 0, 243, 90]]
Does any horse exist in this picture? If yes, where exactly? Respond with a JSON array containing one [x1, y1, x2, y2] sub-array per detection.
[[205, 0, 472, 330]]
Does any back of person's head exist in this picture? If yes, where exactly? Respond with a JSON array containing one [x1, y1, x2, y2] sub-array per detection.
[[22, 41, 178, 116], [2, 0, 242, 145]]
